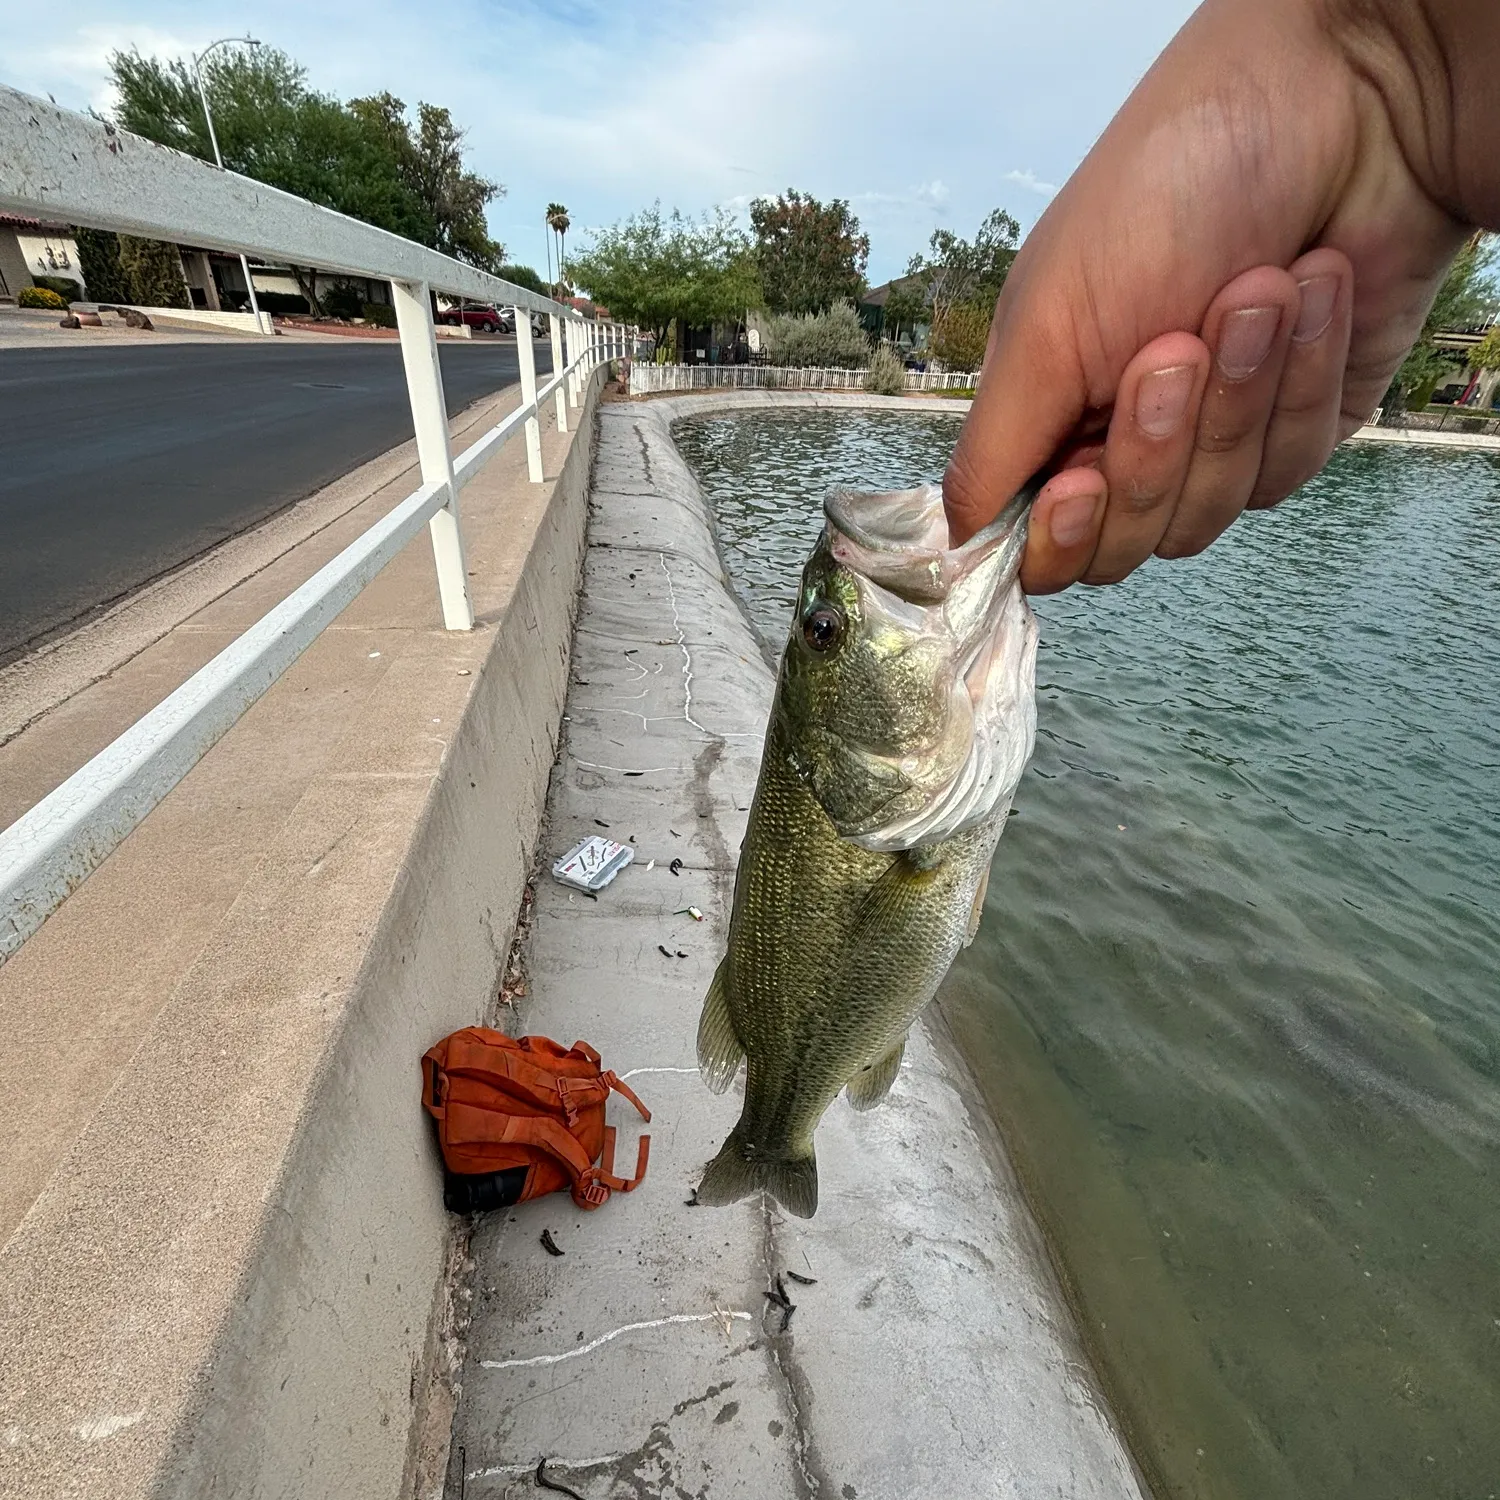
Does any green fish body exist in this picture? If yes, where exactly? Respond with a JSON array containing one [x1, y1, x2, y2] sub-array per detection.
[[697, 480, 1039, 1217]]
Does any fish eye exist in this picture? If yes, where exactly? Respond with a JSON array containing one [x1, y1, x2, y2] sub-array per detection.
[[802, 606, 844, 654]]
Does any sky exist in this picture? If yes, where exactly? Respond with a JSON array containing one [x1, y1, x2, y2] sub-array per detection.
[[2, 0, 1200, 285]]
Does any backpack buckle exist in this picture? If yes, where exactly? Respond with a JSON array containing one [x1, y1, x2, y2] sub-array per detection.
[[573, 1170, 610, 1210]]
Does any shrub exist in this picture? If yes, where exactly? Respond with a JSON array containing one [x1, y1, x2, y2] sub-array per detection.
[[864, 344, 906, 395], [362, 302, 397, 329], [322, 280, 365, 320], [117, 236, 190, 309], [766, 300, 871, 368], [76, 227, 131, 304], [32, 275, 81, 303], [18, 286, 67, 310], [929, 301, 992, 373]]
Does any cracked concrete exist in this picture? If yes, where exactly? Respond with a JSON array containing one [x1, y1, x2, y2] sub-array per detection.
[[445, 395, 1147, 1500]]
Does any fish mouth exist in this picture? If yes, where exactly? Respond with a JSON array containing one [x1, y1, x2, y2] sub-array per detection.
[[818, 477, 1042, 852], [823, 475, 1040, 606]]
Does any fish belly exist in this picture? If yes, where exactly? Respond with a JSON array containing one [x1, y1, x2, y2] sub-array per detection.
[[724, 730, 997, 1156]]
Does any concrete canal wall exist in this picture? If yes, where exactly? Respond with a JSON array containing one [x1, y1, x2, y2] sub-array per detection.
[[440, 391, 1147, 1500]]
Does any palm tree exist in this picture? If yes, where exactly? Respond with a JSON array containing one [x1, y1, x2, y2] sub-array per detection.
[[546, 203, 571, 293]]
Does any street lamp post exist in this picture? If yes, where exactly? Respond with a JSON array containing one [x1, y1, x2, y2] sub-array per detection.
[[192, 36, 263, 327]]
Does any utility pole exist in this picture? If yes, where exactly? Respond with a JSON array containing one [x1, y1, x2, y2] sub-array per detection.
[[193, 36, 265, 328]]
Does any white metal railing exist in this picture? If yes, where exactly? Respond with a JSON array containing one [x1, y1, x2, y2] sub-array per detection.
[[0, 86, 637, 960], [627, 362, 981, 395]]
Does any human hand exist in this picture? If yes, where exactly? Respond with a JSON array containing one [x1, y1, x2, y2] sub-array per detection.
[[944, 0, 1488, 590]]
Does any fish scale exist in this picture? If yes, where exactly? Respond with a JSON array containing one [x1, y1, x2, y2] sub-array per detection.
[[695, 480, 1039, 1217]]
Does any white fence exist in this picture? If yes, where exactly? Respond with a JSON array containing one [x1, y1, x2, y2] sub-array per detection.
[[628, 362, 980, 395], [0, 86, 636, 961], [1379, 407, 1500, 437]]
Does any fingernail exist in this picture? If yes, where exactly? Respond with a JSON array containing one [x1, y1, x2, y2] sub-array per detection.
[[1293, 275, 1337, 342], [1216, 306, 1279, 380], [1049, 491, 1100, 548], [1135, 365, 1195, 437]]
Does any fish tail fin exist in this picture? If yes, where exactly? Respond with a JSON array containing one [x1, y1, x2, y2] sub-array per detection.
[[696, 1123, 818, 1219]]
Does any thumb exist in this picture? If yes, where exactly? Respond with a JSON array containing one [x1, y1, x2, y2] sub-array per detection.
[[943, 268, 1090, 544]]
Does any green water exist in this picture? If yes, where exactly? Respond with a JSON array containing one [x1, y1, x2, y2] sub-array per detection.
[[674, 410, 1500, 1500]]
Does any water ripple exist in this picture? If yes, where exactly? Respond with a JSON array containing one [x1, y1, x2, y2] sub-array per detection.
[[676, 411, 1500, 1500]]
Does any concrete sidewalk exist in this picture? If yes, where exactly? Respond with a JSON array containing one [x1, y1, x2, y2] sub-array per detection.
[[444, 394, 1145, 1499]]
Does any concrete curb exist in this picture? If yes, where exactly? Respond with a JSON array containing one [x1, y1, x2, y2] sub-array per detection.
[[1347, 422, 1500, 451], [444, 392, 1146, 1499]]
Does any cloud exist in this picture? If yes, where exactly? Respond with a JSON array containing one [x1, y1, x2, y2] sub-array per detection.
[[0, 0, 1195, 279], [1003, 169, 1061, 198]]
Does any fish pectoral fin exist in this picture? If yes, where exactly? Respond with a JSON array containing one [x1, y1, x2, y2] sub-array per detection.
[[963, 865, 990, 948], [845, 1037, 906, 1111], [846, 848, 944, 946], [696, 959, 744, 1094]]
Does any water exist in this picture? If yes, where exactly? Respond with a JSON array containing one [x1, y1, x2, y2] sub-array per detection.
[[673, 410, 1500, 1500]]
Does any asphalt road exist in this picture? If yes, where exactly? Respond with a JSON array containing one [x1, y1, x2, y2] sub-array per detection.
[[0, 337, 551, 663]]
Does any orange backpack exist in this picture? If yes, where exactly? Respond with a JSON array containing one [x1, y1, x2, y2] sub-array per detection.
[[422, 1029, 651, 1212]]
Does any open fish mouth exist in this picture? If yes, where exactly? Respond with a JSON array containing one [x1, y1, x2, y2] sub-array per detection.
[[823, 477, 1036, 603], [818, 480, 1041, 852]]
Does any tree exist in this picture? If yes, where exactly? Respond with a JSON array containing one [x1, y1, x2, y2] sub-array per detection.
[[409, 102, 503, 270], [882, 277, 928, 345], [904, 208, 1020, 327], [546, 204, 571, 291], [751, 190, 869, 315], [1386, 232, 1497, 411], [109, 47, 504, 310], [499, 264, 548, 296], [928, 301, 992, 371], [567, 205, 762, 349]]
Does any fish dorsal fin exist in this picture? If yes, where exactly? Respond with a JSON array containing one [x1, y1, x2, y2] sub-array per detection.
[[845, 1037, 906, 1111], [696, 959, 744, 1094]]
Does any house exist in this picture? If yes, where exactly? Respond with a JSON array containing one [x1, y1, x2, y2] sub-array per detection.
[[0, 215, 85, 300], [859, 274, 930, 348]]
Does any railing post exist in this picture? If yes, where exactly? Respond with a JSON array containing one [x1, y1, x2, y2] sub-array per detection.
[[566, 319, 580, 408], [391, 278, 473, 630], [511, 305, 544, 482], [549, 312, 568, 433]]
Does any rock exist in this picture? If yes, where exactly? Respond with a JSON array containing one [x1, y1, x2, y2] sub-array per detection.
[[74, 311, 103, 328], [124, 310, 153, 330], [58, 315, 80, 329]]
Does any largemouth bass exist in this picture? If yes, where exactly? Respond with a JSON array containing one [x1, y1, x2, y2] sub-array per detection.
[[696, 479, 1039, 1217]]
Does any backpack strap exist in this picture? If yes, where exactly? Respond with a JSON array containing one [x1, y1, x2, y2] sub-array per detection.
[[443, 1034, 608, 1122], [601, 1071, 652, 1123], [589, 1125, 651, 1196], [492, 1114, 651, 1209]]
